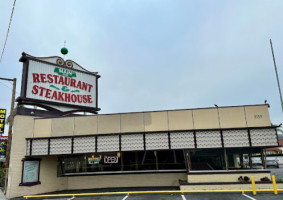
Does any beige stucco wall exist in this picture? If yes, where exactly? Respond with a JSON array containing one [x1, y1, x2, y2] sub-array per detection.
[[32, 105, 272, 138], [121, 113, 144, 132], [51, 117, 74, 136], [180, 183, 283, 190], [193, 108, 220, 129], [168, 110, 194, 130], [187, 172, 271, 183], [6, 115, 68, 199], [144, 111, 168, 132], [218, 107, 246, 128], [33, 118, 52, 137], [74, 115, 97, 135], [98, 114, 121, 134], [68, 173, 187, 190], [245, 105, 271, 127]]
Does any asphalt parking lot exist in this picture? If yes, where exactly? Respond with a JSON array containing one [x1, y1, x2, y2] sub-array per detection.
[[22, 193, 283, 200], [270, 164, 283, 179]]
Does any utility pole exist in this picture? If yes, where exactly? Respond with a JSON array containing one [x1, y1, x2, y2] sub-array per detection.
[[270, 39, 283, 112], [0, 77, 16, 168]]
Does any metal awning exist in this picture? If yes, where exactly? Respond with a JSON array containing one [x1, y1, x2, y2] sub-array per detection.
[[25, 126, 279, 156]]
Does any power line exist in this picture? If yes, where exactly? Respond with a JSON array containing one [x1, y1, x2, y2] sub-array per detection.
[[0, 0, 17, 64], [0, 81, 20, 95], [0, 81, 12, 90]]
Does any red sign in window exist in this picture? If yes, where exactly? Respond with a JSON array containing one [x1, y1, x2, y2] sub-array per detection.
[[104, 156, 118, 163]]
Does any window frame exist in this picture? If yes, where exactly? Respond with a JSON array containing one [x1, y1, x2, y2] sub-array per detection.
[[19, 158, 41, 186], [58, 150, 187, 176]]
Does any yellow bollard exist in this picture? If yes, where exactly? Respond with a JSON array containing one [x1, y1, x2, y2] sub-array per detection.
[[251, 176, 256, 195], [272, 175, 278, 195]]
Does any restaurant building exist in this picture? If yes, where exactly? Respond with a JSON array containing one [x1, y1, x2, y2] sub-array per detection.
[[5, 54, 280, 198]]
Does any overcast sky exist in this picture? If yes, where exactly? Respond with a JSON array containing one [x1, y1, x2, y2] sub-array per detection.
[[0, 0, 283, 135]]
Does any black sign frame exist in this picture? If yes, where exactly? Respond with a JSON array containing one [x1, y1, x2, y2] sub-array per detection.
[[17, 53, 101, 114]]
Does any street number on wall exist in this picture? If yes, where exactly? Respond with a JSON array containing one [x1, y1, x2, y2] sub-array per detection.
[[254, 115, 263, 119]]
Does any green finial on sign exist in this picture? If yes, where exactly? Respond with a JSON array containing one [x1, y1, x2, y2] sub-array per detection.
[[61, 41, 68, 55]]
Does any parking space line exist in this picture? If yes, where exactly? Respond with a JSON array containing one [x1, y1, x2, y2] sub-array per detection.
[[181, 194, 186, 200], [242, 194, 256, 200], [67, 197, 75, 200], [122, 195, 129, 200]]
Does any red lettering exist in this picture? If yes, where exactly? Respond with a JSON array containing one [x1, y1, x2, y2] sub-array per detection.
[[64, 77, 70, 86], [53, 75, 59, 84], [65, 93, 70, 102], [70, 79, 76, 87], [77, 95, 82, 103], [58, 76, 64, 85], [77, 81, 82, 89], [51, 90, 58, 100], [58, 92, 64, 101], [40, 74, 47, 83], [82, 95, 88, 103], [47, 74, 53, 83], [82, 82, 88, 91], [45, 89, 52, 98], [71, 94, 77, 103], [39, 87, 46, 96], [87, 95, 93, 103], [32, 85, 38, 94], [32, 73, 40, 83], [88, 84, 93, 92]]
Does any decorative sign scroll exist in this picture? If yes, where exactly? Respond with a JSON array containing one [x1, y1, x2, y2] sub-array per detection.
[[22, 160, 40, 183]]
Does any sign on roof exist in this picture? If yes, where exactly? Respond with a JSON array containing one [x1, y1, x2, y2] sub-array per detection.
[[17, 53, 100, 113]]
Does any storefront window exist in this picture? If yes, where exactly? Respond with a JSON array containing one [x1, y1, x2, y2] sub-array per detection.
[[225, 148, 263, 170], [58, 150, 186, 176], [190, 149, 223, 170], [158, 150, 186, 170], [187, 148, 263, 171], [138, 151, 157, 170]]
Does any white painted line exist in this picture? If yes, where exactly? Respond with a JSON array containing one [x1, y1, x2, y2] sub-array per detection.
[[181, 194, 186, 200], [68, 197, 75, 200], [242, 194, 257, 200], [122, 195, 129, 200]]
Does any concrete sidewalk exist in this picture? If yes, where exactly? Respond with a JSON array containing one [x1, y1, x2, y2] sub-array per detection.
[[0, 189, 7, 200]]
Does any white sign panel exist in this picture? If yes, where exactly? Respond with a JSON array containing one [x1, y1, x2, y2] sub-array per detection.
[[22, 160, 39, 183], [25, 60, 97, 108]]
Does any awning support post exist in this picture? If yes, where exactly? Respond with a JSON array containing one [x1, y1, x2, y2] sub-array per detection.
[[260, 149, 266, 169]]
